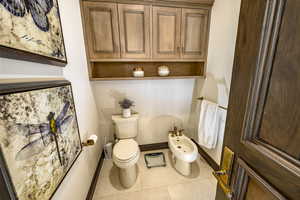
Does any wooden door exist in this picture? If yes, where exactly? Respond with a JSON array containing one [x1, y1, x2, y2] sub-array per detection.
[[118, 4, 151, 59], [181, 8, 209, 59], [152, 6, 181, 59], [215, 0, 300, 200], [83, 2, 120, 59]]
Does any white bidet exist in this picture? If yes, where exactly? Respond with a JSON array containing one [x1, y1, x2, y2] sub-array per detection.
[[168, 133, 198, 176]]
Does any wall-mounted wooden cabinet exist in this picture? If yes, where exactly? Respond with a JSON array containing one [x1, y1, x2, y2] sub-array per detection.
[[118, 4, 151, 59], [83, 2, 120, 59], [152, 6, 181, 59], [81, 0, 214, 80], [181, 8, 209, 59], [152, 6, 209, 60]]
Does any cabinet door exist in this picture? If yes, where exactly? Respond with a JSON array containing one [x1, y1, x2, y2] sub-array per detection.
[[181, 8, 209, 59], [118, 4, 151, 59], [83, 2, 120, 59], [152, 6, 181, 59]]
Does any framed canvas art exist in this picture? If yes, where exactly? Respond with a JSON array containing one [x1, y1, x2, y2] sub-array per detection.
[[0, 80, 82, 200], [0, 0, 67, 66]]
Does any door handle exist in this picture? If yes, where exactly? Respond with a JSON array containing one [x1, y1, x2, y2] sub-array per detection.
[[213, 146, 234, 199], [213, 170, 233, 199]]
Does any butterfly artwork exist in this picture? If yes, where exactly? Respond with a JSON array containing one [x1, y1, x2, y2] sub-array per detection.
[[0, 0, 54, 32], [0, 0, 67, 66]]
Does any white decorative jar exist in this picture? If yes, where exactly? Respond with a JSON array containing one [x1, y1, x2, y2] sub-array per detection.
[[158, 66, 170, 76], [123, 108, 131, 118], [133, 67, 144, 78]]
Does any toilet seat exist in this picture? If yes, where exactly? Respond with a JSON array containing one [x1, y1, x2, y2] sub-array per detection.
[[113, 139, 140, 168]]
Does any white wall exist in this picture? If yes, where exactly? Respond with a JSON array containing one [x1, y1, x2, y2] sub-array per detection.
[[189, 0, 241, 165], [92, 79, 195, 145], [0, 0, 103, 199]]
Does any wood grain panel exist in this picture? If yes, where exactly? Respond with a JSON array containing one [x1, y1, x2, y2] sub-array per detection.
[[118, 4, 151, 58], [258, 0, 300, 161], [139, 142, 169, 151], [83, 2, 120, 59], [125, 13, 144, 51], [245, 179, 278, 200], [152, 6, 181, 58], [234, 159, 287, 200], [154, 0, 214, 5], [81, 0, 215, 7], [181, 8, 209, 59], [91, 10, 114, 52], [159, 15, 176, 52]]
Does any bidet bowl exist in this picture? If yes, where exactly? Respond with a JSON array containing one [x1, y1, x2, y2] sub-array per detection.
[[168, 133, 198, 176], [168, 134, 198, 162]]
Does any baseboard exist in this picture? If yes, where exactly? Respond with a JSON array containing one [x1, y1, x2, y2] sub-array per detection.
[[86, 151, 105, 200], [139, 142, 169, 151], [191, 139, 220, 171]]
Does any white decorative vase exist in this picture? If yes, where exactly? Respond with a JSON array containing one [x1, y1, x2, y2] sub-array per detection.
[[158, 65, 170, 76], [122, 108, 131, 118]]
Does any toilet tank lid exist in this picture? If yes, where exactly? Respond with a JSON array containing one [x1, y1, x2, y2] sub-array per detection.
[[112, 114, 139, 122]]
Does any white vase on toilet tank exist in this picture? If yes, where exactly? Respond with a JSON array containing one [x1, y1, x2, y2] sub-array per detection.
[[112, 114, 140, 188]]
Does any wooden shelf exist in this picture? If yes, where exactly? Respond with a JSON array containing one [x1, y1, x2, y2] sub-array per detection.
[[89, 61, 204, 80], [89, 58, 206, 62], [90, 76, 203, 81]]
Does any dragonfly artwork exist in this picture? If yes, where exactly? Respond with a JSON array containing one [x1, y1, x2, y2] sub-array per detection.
[[0, 82, 82, 200], [13, 101, 73, 166], [0, 0, 54, 32]]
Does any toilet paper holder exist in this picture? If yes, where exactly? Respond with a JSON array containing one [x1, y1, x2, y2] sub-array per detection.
[[82, 135, 97, 147]]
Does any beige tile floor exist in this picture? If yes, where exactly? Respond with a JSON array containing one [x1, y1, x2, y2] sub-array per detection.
[[93, 149, 217, 200]]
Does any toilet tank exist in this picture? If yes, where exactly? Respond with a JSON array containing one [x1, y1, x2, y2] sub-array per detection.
[[112, 114, 139, 139]]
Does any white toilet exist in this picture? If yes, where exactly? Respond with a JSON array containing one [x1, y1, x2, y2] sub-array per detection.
[[112, 114, 140, 188]]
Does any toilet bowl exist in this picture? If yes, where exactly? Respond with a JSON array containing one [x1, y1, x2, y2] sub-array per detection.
[[168, 133, 198, 176], [113, 139, 140, 188]]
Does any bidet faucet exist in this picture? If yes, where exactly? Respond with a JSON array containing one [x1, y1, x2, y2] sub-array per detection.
[[169, 126, 184, 137], [178, 128, 184, 136]]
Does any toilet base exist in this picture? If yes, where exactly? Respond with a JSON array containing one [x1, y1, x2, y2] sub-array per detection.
[[118, 164, 137, 188], [173, 156, 191, 176]]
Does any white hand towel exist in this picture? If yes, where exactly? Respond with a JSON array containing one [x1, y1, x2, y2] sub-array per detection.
[[198, 100, 220, 149]]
